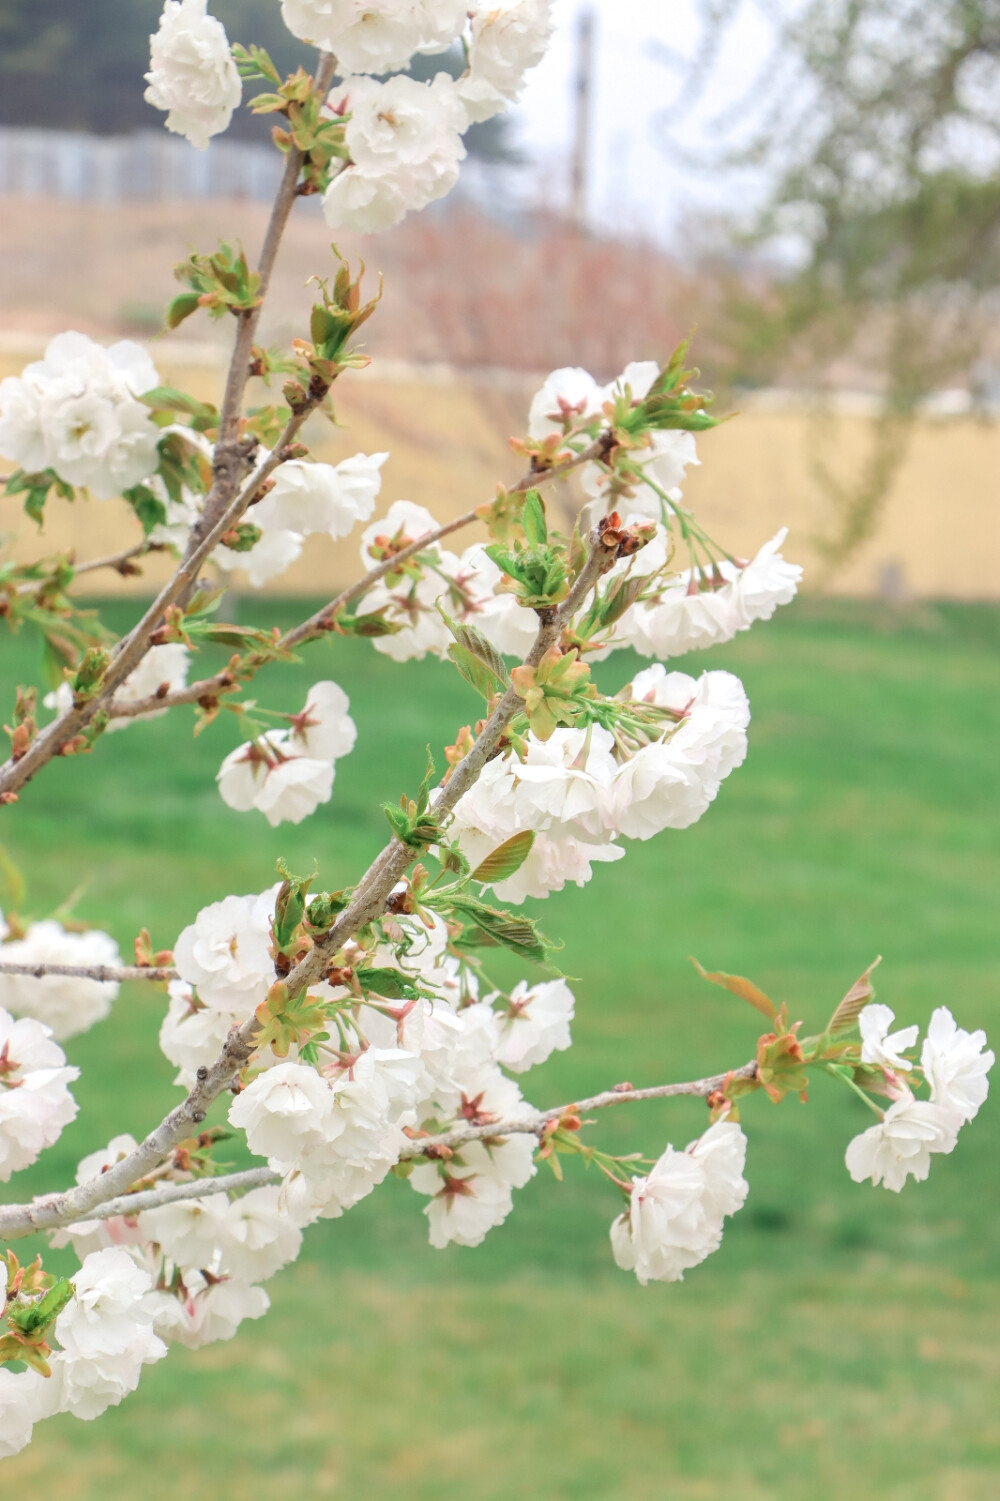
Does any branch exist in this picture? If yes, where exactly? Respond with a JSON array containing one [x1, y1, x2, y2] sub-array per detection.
[[0, 962, 176, 984], [0, 53, 339, 801], [0, 1062, 756, 1238], [105, 433, 615, 721], [0, 408, 319, 797], [0, 531, 621, 1240]]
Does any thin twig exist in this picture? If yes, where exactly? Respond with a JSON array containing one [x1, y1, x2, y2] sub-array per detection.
[[0, 962, 176, 984], [0, 1061, 757, 1238]]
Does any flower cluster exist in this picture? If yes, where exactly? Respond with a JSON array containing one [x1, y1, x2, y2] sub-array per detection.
[[0, 332, 160, 499], [0, 913, 121, 1040], [213, 452, 388, 589], [0, 1009, 79, 1181], [0, 1249, 166, 1456], [611, 1120, 749, 1284], [846, 1005, 993, 1191], [217, 680, 357, 826], [145, 0, 242, 149], [450, 665, 750, 902]]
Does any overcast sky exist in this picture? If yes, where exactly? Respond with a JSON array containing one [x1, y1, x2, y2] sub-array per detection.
[[510, 0, 777, 241]]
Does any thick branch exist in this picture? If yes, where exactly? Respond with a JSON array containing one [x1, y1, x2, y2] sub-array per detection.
[[0, 1061, 756, 1238], [0, 962, 176, 984]]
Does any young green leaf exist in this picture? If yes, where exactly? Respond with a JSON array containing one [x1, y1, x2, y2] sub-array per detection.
[[471, 830, 536, 885]]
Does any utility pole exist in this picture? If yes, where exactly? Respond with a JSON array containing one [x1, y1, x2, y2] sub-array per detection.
[[569, 7, 596, 229]]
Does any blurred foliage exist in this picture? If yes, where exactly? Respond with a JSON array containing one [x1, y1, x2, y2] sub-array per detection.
[[0, 0, 514, 160], [659, 0, 1000, 577]]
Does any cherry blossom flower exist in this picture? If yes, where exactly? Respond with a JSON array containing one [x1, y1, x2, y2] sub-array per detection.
[[323, 73, 467, 233], [0, 1008, 79, 1180], [458, 0, 556, 122], [920, 1007, 994, 1122], [251, 453, 387, 540], [173, 885, 279, 1014], [159, 980, 232, 1088], [0, 332, 160, 499], [0, 1368, 56, 1458], [493, 979, 575, 1073], [144, 0, 242, 150], [628, 531, 802, 662], [527, 366, 607, 441], [859, 1003, 919, 1071], [0, 921, 121, 1040], [145, 1275, 269, 1350], [611, 1120, 749, 1284], [845, 1092, 961, 1191], [51, 1248, 167, 1420], [409, 1074, 537, 1247], [281, 0, 469, 75]]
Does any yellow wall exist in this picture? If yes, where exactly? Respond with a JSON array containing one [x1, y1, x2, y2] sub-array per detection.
[[2, 352, 997, 600]]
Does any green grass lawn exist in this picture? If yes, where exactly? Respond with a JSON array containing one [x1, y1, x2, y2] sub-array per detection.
[[2, 597, 999, 1499]]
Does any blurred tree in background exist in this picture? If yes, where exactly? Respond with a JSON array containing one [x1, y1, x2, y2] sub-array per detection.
[[0, 0, 513, 159], [664, 0, 1000, 575]]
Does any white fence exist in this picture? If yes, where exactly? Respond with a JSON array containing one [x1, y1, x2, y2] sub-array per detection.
[[0, 127, 282, 202]]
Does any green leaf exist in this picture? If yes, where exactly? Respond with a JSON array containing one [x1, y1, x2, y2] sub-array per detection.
[[827, 957, 882, 1034], [690, 958, 778, 1021], [356, 966, 421, 1001], [450, 895, 553, 965], [0, 846, 27, 912], [447, 617, 511, 685], [447, 641, 506, 701], [471, 831, 536, 885], [522, 489, 548, 547], [124, 485, 168, 537], [165, 291, 203, 330], [141, 387, 219, 424]]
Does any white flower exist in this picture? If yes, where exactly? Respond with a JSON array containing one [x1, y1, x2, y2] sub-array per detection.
[[845, 1093, 962, 1192], [282, 0, 466, 74], [0, 1368, 56, 1458], [159, 981, 232, 1088], [612, 668, 749, 840], [146, 1275, 269, 1349], [283, 1049, 424, 1218], [456, 826, 625, 905], [459, 0, 555, 122], [0, 1008, 79, 1180], [410, 1072, 536, 1247], [611, 1120, 748, 1285], [213, 524, 305, 588], [322, 73, 466, 234], [144, 0, 242, 150], [360, 499, 440, 566], [920, 1007, 994, 1122], [252, 453, 387, 540], [140, 1195, 232, 1271], [221, 1185, 303, 1282], [52, 1248, 166, 1420], [247, 750, 336, 828], [289, 680, 358, 763], [0, 332, 160, 499], [229, 1061, 335, 1163], [859, 1003, 919, 1072], [173, 885, 278, 1014], [494, 979, 574, 1074], [630, 530, 802, 662], [452, 726, 618, 850], [0, 921, 120, 1040], [527, 366, 607, 441], [217, 681, 355, 827]]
